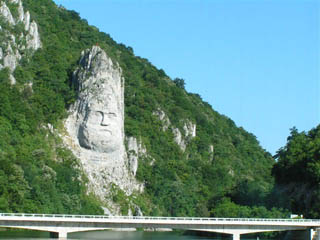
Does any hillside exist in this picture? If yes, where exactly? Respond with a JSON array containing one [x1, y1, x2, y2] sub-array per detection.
[[0, 0, 279, 217], [272, 125, 320, 218]]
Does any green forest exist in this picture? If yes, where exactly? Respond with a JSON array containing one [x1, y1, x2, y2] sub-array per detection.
[[272, 126, 320, 218], [0, 0, 319, 220]]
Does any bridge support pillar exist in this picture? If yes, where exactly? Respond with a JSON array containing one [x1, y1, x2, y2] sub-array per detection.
[[232, 233, 240, 240], [59, 231, 67, 240], [50, 231, 67, 240], [310, 229, 320, 240]]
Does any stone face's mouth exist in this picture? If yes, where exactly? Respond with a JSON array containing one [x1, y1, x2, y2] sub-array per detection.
[[100, 140, 110, 145], [101, 129, 112, 135]]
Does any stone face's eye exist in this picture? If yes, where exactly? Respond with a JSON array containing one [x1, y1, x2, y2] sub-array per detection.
[[86, 111, 103, 124], [95, 111, 103, 117]]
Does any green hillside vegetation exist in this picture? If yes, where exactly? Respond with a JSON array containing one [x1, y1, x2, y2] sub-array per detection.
[[0, 0, 286, 217], [0, 75, 102, 214], [272, 125, 320, 218]]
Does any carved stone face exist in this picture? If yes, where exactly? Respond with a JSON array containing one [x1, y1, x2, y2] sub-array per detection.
[[78, 92, 122, 153], [71, 46, 124, 155]]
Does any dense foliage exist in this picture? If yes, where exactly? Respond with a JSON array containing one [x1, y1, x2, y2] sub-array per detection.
[[0, 0, 284, 217], [272, 125, 320, 218], [0, 77, 102, 214]]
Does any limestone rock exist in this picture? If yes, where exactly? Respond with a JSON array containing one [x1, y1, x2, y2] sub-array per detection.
[[3, 42, 21, 84], [209, 145, 214, 153], [9, 74, 16, 84], [3, 44, 18, 71], [126, 136, 147, 176], [26, 21, 41, 50], [15, 0, 25, 23], [183, 120, 196, 138], [172, 128, 186, 151], [153, 108, 171, 131], [24, 11, 30, 31], [0, 0, 41, 84], [72, 46, 124, 154], [0, 2, 15, 25], [153, 108, 196, 151], [64, 46, 143, 210], [174, 121, 196, 151]]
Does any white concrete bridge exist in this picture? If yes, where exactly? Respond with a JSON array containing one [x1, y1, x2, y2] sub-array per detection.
[[0, 213, 320, 240]]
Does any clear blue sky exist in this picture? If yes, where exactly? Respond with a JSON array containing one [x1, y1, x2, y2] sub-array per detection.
[[54, 0, 319, 155]]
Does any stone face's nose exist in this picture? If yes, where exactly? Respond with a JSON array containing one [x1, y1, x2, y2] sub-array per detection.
[[100, 112, 109, 126], [101, 112, 116, 127], [100, 112, 117, 126]]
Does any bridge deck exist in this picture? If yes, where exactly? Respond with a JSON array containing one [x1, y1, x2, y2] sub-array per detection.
[[1, 213, 320, 226], [1, 213, 320, 240]]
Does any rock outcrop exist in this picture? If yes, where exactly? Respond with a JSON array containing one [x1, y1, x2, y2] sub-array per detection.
[[64, 46, 143, 214], [153, 108, 196, 151], [183, 120, 196, 138], [126, 136, 148, 176], [0, 1, 15, 25], [153, 108, 171, 131], [0, 0, 41, 84]]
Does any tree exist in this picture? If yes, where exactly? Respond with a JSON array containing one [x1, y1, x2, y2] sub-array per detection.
[[272, 125, 320, 218], [173, 78, 185, 89]]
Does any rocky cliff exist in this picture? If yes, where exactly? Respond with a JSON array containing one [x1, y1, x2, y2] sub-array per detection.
[[64, 46, 143, 214], [153, 108, 196, 151], [0, 0, 41, 84]]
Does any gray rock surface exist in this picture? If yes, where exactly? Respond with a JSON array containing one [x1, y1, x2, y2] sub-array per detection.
[[172, 127, 186, 151], [24, 11, 30, 31], [0, 0, 41, 84], [0, 2, 15, 25], [183, 120, 196, 138], [3, 44, 19, 72], [26, 21, 41, 50], [209, 145, 214, 153], [126, 136, 147, 176], [153, 108, 171, 131], [153, 108, 196, 151], [17, 0, 24, 22], [175, 120, 196, 151], [64, 46, 143, 213], [73, 46, 125, 154]]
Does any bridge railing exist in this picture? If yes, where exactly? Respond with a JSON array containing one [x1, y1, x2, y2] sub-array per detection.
[[0, 213, 319, 223]]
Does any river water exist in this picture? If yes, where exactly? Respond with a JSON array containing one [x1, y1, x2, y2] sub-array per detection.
[[0, 230, 276, 240]]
